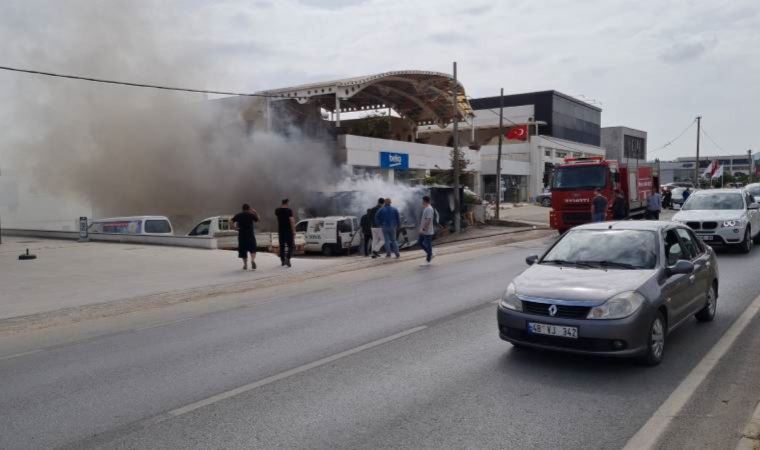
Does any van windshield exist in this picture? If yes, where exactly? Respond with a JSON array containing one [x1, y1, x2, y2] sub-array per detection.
[[551, 166, 608, 190]]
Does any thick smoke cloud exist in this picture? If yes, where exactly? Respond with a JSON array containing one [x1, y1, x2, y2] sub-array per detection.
[[0, 1, 348, 232]]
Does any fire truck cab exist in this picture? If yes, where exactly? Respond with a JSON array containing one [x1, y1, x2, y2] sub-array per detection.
[[549, 157, 658, 233]]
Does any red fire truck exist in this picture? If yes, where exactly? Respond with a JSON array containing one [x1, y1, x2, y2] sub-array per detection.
[[549, 157, 659, 233]]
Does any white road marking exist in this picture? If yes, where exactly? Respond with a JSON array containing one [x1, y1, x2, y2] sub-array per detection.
[[623, 292, 760, 450], [0, 349, 44, 362], [168, 325, 428, 417]]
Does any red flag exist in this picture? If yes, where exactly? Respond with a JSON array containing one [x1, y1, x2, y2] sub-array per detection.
[[506, 125, 528, 141]]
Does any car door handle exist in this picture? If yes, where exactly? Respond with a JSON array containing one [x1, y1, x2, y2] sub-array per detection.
[[689, 275, 696, 284]]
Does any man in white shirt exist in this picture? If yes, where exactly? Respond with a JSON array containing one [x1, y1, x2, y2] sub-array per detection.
[[418, 195, 436, 266]]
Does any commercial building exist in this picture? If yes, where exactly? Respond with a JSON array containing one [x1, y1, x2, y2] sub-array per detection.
[[659, 154, 755, 184], [601, 126, 647, 163]]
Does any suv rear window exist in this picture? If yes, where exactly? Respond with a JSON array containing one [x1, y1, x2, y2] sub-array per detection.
[[337, 219, 352, 233]]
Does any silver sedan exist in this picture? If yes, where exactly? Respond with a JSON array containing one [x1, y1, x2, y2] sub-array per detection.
[[497, 221, 719, 365]]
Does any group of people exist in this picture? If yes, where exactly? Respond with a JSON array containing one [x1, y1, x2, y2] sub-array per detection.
[[590, 187, 672, 222], [359, 195, 437, 266], [231, 199, 296, 271], [232, 194, 438, 271]]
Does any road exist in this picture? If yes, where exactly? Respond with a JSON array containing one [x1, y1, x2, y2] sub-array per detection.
[[1, 234, 760, 449]]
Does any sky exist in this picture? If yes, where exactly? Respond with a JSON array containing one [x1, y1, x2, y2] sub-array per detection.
[[1, 0, 758, 160]]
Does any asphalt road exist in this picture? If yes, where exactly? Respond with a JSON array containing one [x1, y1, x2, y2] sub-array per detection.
[[1, 234, 760, 449]]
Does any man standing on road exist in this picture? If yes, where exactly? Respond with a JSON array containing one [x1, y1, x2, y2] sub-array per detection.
[[375, 197, 400, 259], [360, 208, 373, 257], [368, 198, 385, 259], [418, 195, 435, 266], [232, 203, 259, 271], [275, 199, 296, 267], [646, 190, 662, 220], [663, 188, 673, 210], [683, 187, 692, 203], [612, 189, 628, 220], [591, 188, 608, 223]]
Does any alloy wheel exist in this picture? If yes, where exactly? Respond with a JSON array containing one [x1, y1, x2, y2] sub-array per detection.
[[651, 317, 665, 360]]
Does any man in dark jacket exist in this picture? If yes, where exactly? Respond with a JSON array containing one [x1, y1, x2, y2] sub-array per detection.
[[232, 203, 259, 270], [360, 209, 373, 256], [591, 188, 608, 223], [612, 189, 628, 220]]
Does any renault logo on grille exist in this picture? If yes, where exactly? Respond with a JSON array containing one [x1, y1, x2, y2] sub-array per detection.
[[548, 305, 558, 316]]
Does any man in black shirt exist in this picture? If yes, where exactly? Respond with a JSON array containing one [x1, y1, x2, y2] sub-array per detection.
[[232, 203, 259, 270], [359, 208, 373, 256], [275, 198, 296, 267]]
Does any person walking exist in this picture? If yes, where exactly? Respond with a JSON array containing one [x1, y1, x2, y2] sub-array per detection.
[[418, 195, 435, 266], [375, 197, 400, 259], [368, 198, 385, 259], [646, 190, 662, 220], [232, 203, 259, 270], [360, 208, 373, 257], [663, 188, 673, 210], [591, 188, 608, 223], [275, 198, 296, 267], [612, 189, 628, 220]]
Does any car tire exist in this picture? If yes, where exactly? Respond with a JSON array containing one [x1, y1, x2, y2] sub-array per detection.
[[738, 228, 752, 254], [638, 312, 666, 366], [321, 244, 334, 256], [541, 198, 551, 207], [695, 283, 717, 322], [753, 230, 760, 245]]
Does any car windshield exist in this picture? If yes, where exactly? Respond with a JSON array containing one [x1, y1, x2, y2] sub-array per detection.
[[551, 166, 607, 190], [541, 229, 658, 269], [681, 193, 744, 210]]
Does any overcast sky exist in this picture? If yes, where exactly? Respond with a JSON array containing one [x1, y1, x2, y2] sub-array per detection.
[[2, 0, 758, 160]]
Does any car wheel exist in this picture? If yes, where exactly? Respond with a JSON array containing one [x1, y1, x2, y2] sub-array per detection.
[[541, 198, 551, 207], [753, 230, 760, 245], [321, 244, 334, 256], [695, 283, 717, 322], [739, 228, 752, 254], [638, 312, 666, 366]]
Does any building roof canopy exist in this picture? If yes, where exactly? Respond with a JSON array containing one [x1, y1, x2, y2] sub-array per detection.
[[259, 70, 473, 127]]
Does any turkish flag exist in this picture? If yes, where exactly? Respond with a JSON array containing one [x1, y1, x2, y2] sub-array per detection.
[[506, 125, 528, 141]]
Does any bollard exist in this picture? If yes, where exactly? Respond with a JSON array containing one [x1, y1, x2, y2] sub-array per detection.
[[78, 216, 89, 242]]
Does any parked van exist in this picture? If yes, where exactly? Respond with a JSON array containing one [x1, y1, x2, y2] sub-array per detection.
[[88, 216, 173, 236], [295, 216, 361, 256]]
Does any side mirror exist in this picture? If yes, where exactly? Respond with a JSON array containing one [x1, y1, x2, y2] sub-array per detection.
[[667, 260, 694, 277], [749, 203, 760, 210], [526, 255, 539, 266]]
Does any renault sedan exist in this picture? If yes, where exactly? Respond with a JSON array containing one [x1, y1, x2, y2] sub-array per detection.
[[497, 221, 718, 365]]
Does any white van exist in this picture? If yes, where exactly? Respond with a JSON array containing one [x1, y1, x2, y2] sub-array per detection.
[[187, 215, 306, 254], [295, 216, 361, 256], [88, 216, 173, 236]]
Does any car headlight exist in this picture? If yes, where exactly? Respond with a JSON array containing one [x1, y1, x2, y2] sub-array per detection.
[[499, 283, 523, 312], [722, 219, 746, 228], [587, 291, 645, 320]]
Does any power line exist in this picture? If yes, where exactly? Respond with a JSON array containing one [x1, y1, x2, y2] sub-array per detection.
[[700, 125, 732, 155], [649, 118, 696, 154], [0, 64, 280, 98]]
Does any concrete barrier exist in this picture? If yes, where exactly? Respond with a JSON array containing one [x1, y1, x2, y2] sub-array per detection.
[[2, 229, 219, 250]]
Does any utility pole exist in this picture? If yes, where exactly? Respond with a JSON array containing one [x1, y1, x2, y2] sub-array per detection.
[[495, 88, 504, 220], [452, 61, 461, 233], [694, 116, 701, 187]]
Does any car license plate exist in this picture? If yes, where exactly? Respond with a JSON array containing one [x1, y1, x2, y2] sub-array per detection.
[[528, 322, 578, 339], [700, 235, 713, 241]]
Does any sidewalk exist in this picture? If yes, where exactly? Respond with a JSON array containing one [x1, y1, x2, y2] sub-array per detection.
[[0, 227, 555, 333]]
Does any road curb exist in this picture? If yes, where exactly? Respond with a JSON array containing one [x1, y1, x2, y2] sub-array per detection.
[[0, 228, 554, 335], [737, 401, 760, 450]]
